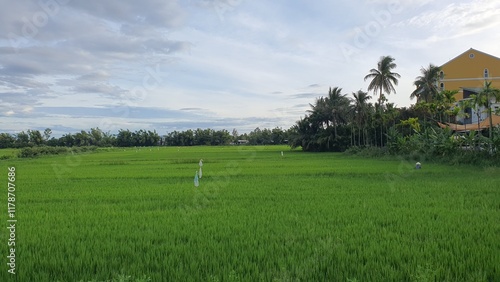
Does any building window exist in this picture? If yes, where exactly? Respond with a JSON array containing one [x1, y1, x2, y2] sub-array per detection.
[[440, 82, 445, 91], [484, 68, 489, 78], [469, 53, 475, 59], [439, 71, 444, 79]]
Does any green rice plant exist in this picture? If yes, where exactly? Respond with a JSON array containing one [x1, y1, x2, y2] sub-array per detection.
[[0, 146, 498, 281]]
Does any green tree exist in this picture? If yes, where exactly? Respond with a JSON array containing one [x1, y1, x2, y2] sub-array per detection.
[[271, 127, 286, 144], [146, 130, 160, 146], [326, 87, 350, 139], [16, 131, 30, 148], [74, 130, 90, 146], [116, 129, 133, 147], [28, 130, 44, 146], [43, 128, 52, 142], [231, 128, 239, 143], [101, 131, 116, 146], [364, 56, 400, 146], [212, 129, 231, 145], [59, 133, 75, 147], [352, 90, 372, 146], [410, 64, 441, 103], [89, 128, 103, 146], [308, 96, 330, 129], [289, 116, 319, 151], [248, 127, 263, 145], [0, 133, 15, 148], [194, 128, 212, 145], [456, 99, 471, 131], [469, 93, 484, 137], [479, 81, 500, 142], [440, 90, 458, 123]]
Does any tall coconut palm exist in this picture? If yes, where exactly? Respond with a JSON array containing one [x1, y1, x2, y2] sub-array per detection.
[[364, 56, 401, 104], [364, 56, 400, 146], [352, 90, 372, 146], [410, 64, 441, 103]]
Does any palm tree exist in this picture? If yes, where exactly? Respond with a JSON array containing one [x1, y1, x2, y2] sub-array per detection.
[[441, 90, 458, 123], [307, 96, 330, 129], [290, 116, 317, 151], [352, 90, 372, 146], [385, 102, 399, 128], [478, 81, 500, 142], [364, 55, 400, 146], [469, 93, 484, 137], [456, 99, 471, 132], [410, 64, 441, 103], [364, 56, 401, 104], [326, 87, 349, 139]]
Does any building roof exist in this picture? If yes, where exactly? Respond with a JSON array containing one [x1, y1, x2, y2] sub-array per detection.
[[438, 114, 500, 132], [440, 48, 500, 68]]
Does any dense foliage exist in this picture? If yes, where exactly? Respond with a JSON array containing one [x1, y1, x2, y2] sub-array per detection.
[[0, 127, 291, 149], [163, 127, 290, 146], [288, 56, 500, 165], [17, 146, 99, 158]]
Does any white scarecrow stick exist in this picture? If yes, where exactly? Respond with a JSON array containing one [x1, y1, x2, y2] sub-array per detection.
[[199, 159, 203, 178], [194, 171, 199, 187]]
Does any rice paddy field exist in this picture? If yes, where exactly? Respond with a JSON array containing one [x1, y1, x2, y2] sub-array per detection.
[[1, 145, 499, 281]]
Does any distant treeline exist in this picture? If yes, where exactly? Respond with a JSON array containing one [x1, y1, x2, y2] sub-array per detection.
[[0, 127, 291, 149], [164, 127, 290, 146]]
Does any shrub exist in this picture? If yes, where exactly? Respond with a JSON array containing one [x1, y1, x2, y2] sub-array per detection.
[[18, 146, 98, 158]]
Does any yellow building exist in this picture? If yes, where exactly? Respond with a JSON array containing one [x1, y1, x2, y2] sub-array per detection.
[[439, 48, 500, 126], [439, 48, 500, 100]]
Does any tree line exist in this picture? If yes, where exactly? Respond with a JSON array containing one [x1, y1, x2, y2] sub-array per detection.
[[0, 128, 158, 148], [288, 56, 500, 160], [163, 127, 290, 146], [0, 127, 291, 149]]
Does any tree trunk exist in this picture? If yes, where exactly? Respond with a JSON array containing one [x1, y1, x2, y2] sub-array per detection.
[[477, 110, 481, 151], [358, 127, 361, 146], [364, 128, 367, 146], [379, 90, 383, 147], [488, 103, 493, 141]]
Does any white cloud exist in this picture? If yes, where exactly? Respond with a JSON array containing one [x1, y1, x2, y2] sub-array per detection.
[[0, 0, 498, 134]]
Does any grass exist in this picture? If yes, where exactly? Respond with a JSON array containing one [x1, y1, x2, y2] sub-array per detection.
[[0, 148, 18, 160], [1, 145, 499, 281]]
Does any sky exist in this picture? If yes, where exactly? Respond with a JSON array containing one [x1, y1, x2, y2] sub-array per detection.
[[1, 0, 500, 137]]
